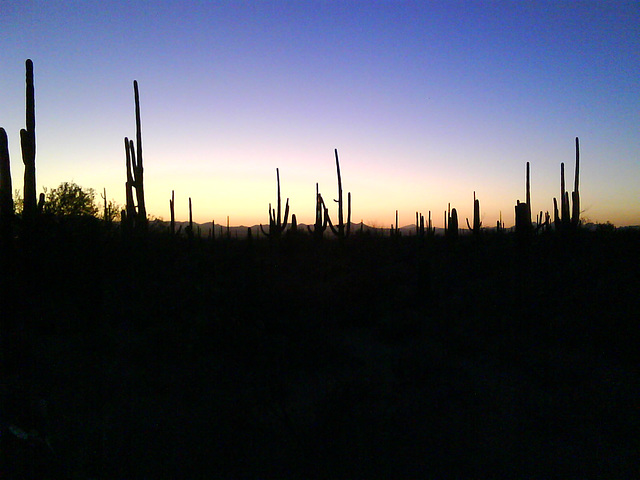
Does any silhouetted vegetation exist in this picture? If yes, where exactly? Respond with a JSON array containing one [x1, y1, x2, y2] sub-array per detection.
[[42, 182, 99, 217], [1, 59, 638, 478]]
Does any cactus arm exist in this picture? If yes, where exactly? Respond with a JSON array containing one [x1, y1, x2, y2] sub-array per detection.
[[282, 198, 290, 230], [327, 212, 338, 236], [326, 202, 338, 235], [320, 196, 329, 230], [124, 137, 136, 222]]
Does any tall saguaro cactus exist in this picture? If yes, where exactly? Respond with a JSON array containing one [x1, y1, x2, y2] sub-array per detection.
[[0, 129, 13, 221], [515, 162, 533, 237], [133, 81, 147, 225], [307, 183, 329, 240], [169, 190, 175, 236], [466, 191, 482, 236], [571, 137, 580, 227], [21, 59, 37, 221], [327, 149, 351, 239], [123, 80, 147, 233], [260, 168, 289, 238], [445, 203, 458, 238], [553, 138, 581, 231]]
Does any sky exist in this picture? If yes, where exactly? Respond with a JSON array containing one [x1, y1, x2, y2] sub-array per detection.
[[1, 0, 638, 227]]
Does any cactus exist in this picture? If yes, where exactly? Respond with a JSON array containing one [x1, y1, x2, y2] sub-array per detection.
[[465, 191, 482, 236], [307, 183, 329, 240], [416, 212, 426, 238], [260, 168, 289, 238], [392, 210, 400, 237], [21, 59, 37, 222], [515, 162, 533, 237], [326, 149, 351, 239], [416, 211, 434, 238], [132, 81, 147, 228], [515, 200, 532, 238], [427, 211, 434, 237], [0, 128, 13, 223], [123, 81, 147, 233], [169, 190, 175, 235], [554, 139, 581, 232], [560, 163, 570, 225], [571, 137, 580, 227], [446, 204, 458, 238], [186, 197, 194, 239], [553, 197, 560, 229], [123, 137, 136, 232]]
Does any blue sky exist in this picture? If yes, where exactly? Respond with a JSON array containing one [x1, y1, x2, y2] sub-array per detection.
[[1, 0, 638, 226]]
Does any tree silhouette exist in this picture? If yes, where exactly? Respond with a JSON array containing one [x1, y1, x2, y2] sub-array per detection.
[[43, 182, 98, 217]]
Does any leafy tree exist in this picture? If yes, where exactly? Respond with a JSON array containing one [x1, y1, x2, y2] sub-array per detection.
[[44, 182, 99, 217]]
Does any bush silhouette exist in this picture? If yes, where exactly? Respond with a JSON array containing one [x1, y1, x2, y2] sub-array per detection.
[[43, 181, 99, 217]]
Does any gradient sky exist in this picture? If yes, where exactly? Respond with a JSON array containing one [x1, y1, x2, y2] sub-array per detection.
[[1, 0, 638, 227]]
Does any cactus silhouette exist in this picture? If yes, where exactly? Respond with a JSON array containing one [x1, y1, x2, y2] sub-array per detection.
[[260, 168, 289, 238], [466, 191, 482, 236], [326, 149, 351, 239], [416, 212, 424, 237], [0, 128, 13, 223], [123, 137, 136, 233], [445, 203, 458, 238], [21, 59, 37, 222], [308, 183, 330, 240], [554, 138, 581, 232], [391, 210, 400, 237], [169, 190, 175, 236], [515, 162, 533, 237], [123, 81, 147, 233], [572, 137, 580, 227], [186, 197, 194, 239], [416, 211, 434, 238]]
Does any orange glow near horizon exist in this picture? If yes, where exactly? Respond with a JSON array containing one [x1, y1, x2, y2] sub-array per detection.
[[1, 3, 638, 228]]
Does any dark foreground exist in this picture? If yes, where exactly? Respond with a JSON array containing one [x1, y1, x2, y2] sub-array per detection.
[[1, 223, 638, 478]]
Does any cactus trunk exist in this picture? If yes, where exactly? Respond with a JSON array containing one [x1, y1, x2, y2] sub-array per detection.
[[21, 59, 37, 221], [133, 81, 147, 228], [327, 149, 351, 239], [0, 128, 13, 221], [571, 137, 580, 226], [169, 190, 175, 235]]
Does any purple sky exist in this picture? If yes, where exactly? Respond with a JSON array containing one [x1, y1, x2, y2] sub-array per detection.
[[1, 1, 638, 226]]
